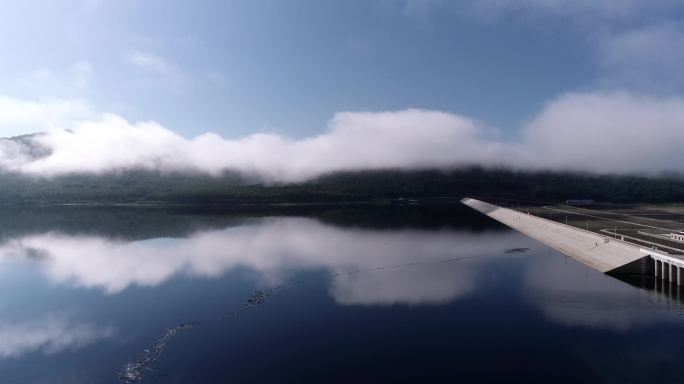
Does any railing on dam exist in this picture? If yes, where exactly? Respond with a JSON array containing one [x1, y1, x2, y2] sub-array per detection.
[[645, 249, 684, 286]]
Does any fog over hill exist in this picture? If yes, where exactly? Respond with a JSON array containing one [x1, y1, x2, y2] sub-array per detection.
[[1, 96, 684, 205], [1, 91, 684, 183]]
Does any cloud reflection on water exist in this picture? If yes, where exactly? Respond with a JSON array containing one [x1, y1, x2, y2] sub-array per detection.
[[523, 253, 680, 330], [0, 218, 518, 306], [332, 265, 476, 306], [0, 313, 113, 359]]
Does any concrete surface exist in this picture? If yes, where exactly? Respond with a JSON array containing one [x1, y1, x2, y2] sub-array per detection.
[[462, 198, 648, 274]]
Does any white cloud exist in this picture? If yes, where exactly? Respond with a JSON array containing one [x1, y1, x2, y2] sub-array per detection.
[[397, 1, 684, 92], [390, 0, 680, 25], [126, 51, 174, 75], [22, 114, 191, 175], [125, 51, 186, 91], [1, 91, 684, 179], [0, 107, 523, 181], [598, 22, 684, 90], [468, 0, 678, 21], [522, 91, 684, 174], [70, 61, 95, 89], [0, 313, 113, 358], [0, 97, 95, 138], [485, 1, 684, 93], [17, 61, 95, 96]]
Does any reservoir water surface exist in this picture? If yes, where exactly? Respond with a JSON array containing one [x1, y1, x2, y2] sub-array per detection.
[[0, 204, 683, 383]]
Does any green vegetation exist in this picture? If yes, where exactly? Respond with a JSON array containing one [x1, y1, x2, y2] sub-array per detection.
[[0, 167, 683, 205]]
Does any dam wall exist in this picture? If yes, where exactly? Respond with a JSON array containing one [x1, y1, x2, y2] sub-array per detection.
[[461, 198, 647, 274]]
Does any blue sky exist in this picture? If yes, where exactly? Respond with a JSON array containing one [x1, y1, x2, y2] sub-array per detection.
[[0, 0, 621, 137], [1, 0, 683, 179]]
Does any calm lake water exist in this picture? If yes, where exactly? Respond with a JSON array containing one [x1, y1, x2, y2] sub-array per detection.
[[1, 204, 684, 383]]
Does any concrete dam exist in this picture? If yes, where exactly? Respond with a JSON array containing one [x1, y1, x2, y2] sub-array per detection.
[[462, 198, 684, 284]]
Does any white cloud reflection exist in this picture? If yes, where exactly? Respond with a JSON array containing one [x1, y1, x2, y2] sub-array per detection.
[[0, 313, 113, 359], [331, 266, 475, 306], [523, 253, 680, 330], [0, 218, 517, 306]]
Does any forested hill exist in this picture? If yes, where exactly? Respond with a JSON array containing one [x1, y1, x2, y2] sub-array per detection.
[[0, 168, 683, 205]]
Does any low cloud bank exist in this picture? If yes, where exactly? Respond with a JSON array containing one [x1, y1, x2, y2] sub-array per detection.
[[0, 90, 683, 182], [523, 91, 684, 174]]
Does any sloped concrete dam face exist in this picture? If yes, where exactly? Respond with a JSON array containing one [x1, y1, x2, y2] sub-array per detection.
[[461, 198, 650, 275]]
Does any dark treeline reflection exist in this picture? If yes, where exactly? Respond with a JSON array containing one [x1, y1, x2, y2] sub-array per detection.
[[0, 203, 501, 241]]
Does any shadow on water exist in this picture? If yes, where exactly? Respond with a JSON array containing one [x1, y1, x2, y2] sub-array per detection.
[[617, 274, 684, 305]]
